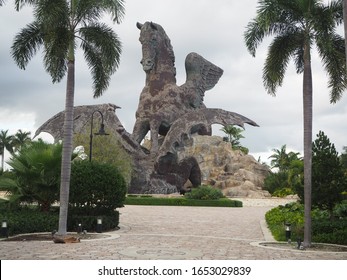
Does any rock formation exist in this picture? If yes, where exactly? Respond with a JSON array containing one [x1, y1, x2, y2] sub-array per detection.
[[178, 135, 271, 198]]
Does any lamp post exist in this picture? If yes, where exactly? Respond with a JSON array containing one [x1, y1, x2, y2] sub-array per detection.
[[89, 110, 109, 162]]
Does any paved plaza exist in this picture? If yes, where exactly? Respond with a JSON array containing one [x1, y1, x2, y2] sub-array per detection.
[[0, 198, 346, 260]]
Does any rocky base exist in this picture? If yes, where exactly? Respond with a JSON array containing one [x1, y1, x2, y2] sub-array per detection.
[[178, 135, 271, 198]]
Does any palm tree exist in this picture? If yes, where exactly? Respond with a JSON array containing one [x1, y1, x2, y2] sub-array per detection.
[[244, 0, 346, 247], [0, 140, 64, 211], [220, 125, 245, 147], [344, 0, 347, 66], [0, 130, 14, 170], [12, 129, 31, 152], [11, 0, 125, 235], [269, 145, 301, 171]]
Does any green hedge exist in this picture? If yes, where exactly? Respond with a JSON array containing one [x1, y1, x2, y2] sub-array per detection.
[[0, 207, 119, 237], [125, 196, 242, 207]]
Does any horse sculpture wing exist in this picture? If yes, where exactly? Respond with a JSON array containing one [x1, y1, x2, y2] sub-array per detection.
[[156, 108, 259, 161], [181, 52, 224, 108]]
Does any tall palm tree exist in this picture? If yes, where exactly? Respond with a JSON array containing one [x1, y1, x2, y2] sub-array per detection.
[[12, 129, 31, 152], [344, 0, 347, 66], [0, 130, 14, 170], [11, 0, 125, 235], [244, 0, 346, 247]]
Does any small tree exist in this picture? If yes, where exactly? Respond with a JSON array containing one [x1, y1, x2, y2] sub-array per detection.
[[220, 125, 248, 154], [74, 127, 132, 185], [311, 131, 346, 218]]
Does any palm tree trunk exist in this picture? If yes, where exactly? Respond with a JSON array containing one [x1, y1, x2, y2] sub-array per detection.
[[303, 42, 313, 247], [1, 148, 4, 171], [344, 0, 347, 69], [57, 58, 75, 236]]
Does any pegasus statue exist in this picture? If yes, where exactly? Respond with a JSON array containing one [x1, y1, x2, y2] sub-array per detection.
[[132, 22, 227, 152], [35, 21, 258, 194]]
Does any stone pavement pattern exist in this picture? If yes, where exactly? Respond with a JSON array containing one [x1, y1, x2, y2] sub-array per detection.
[[0, 198, 346, 260]]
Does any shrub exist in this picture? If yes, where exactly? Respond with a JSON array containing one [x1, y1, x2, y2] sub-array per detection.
[[69, 161, 127, 216], [0, 207, 120, 236], [0, 140, 64, 211], [0, 208, 59, 236], [264, 171, 289, 195], [67, 211, 120, 232], [272, 187, 295, 197], [185, 185, 224, 200], [125, 196, 242, 207], [334, 200, 347, 218], [266, 202, 347, 245]]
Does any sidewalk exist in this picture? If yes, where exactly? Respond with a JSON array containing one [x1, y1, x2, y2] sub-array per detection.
[[0, 199, 346, 260]]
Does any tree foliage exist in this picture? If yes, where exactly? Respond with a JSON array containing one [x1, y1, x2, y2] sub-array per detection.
[[244, 0, 345, 247], [10, 0, 125, 235], [73, 125, 133, 185], [69, 161, 127, 215], [0, 140, 65, 211], [311, 131, 346, 216], [220, 125, 248, 154]]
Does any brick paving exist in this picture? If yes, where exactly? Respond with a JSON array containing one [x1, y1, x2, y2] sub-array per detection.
[[0, 199, 346, 260]]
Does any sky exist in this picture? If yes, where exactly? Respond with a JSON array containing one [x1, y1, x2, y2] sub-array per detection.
[[0, 0, 346, 167]]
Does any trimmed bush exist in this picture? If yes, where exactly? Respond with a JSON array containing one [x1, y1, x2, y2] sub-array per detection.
[[0, 207, 120, 236], [0, 208, 59, 236], [185, 185, 224, 200], [69, 161, 127, 215], [125, 196, 242, 207]]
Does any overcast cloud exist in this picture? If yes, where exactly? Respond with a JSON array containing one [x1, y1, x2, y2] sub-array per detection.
[[0, 0, 346, 166]]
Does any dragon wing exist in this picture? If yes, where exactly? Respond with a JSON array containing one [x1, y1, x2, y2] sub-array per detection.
[[181, 52, 224, 108], [156, 108, 259, 161]]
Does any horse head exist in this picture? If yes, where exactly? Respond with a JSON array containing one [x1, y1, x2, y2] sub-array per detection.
[[137, 21, 175, 74]]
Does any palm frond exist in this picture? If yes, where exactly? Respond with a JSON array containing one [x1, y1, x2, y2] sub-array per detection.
[[43, 26, 70, 83], [316, 33, 347, 103], [79, 23, 122, 97], [99, 0, 125, 23], [75, 0, 125, 24], [244, 20, 266, 57], [11, 21, 44, 70], [14, 0, 36, 11], [263, 32, 302, 95], [33, 0, 69, 27]]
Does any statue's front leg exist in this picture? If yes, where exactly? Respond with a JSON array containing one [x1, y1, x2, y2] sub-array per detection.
[[132, 119, 149, 144], [150, 120, 160, 154]]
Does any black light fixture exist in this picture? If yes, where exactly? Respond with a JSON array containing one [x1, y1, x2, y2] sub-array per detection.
[[1, 220, 8, 238], [96, 218, 102, 233], [77, 223, 82, 234], [285, 222, 292, 243], [89, 110, 109, 162]]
